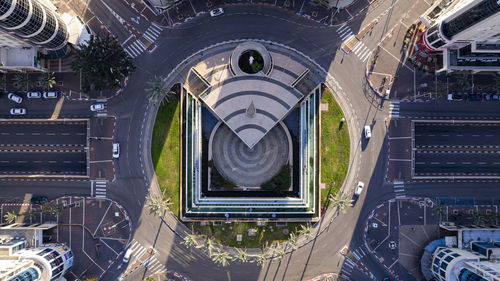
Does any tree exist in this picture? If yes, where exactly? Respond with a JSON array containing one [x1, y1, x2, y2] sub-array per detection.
[[41, 204, 63, 216], [456, 73, 471, 90], [254, 250, 267, 266], [312, 0, 330, 8], [493, 74, 500, 94], [211, 248, 232, 267], [197, 237, 216, 257], [287, 233, 298, 251], [4, 212, 17, 224], [38, 72, 56, 90], [432, 204, 445, 222], [235, 248, 249, 263], [272, 243, 285, 261], [143, 277, 156, 281], [145, 76, 176, 105], [328, 193, 353, 215], [14, 73, 29, 91], [147, 195, 171, 217], [71, 35, 135, 93], [181, 232, 199, 249], [298, 223, 314, 239]]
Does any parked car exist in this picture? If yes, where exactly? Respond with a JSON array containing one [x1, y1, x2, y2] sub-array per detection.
[[447, 92, 464, 101], [43, 91, 58, 99], [354, 181, 365, 196], [484, 93, 492, 101], [123, 249, 133, 263], [27, 91, 42, 98], [8, 93, 23, 103], [468, 93, 483, 101], [364, 125, 372, 139], [210, 8, 224, 17], [31, 196, 48, 204], [492, 94, 500, 101], [112, 143, 120, 158], [10, 108, 26, 115], [90, 104, 105, 111]]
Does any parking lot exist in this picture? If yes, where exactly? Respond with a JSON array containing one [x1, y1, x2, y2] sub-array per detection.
[[0, 120, 88, 177], [413, 121, 500, 178]]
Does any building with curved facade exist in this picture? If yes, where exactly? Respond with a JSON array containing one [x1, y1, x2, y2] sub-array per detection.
[[0, 0, 68, 51], [419, 0, 500, 72]]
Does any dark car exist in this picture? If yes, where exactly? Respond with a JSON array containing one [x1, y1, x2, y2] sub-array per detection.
[[31, 196, 48, 204], [468, 93, 483, 101]]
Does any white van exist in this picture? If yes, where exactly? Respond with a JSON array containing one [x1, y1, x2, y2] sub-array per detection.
[[123, 249, 132, 263], [364, 126, 372, 139]]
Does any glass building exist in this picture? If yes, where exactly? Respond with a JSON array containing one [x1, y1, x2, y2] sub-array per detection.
[[0, 0, 68, 51]]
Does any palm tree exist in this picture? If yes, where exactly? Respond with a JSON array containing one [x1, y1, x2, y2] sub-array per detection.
[[145, 76, 176, 105], [473, 214, 486, 226], [254, 250, 267, 266], [432, 204, 445, 222], [298, 223, 314, 239], [211, 248, 232, 267], [328, 193, 353, 215], [272, 245, 285, 261], [456, 73, 471, 90], [287, 233, 298, 251], [235, 248, 249, 263], [147, 195, 171, 217], [493, 74, 500, 94], [197, 237, 216, 257], [181, 232, 199, 249], [38, 72, 56, 90], [14, 73, 29, 90], [4, 212, 17, 224]]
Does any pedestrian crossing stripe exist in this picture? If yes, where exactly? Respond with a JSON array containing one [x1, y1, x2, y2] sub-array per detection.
[[390, 101, 400, 118]]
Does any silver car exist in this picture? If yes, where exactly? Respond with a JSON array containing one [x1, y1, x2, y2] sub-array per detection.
[[10, 108, 26, 115]]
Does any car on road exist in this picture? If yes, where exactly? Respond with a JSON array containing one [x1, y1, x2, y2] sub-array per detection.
[[27, 91, 42, 98], [447, 92, 464, 101], [31, 196, 48, 204], [43, 91, 58, 99], [8, 93, 23, 103], [90, 103, 106, 111], [364, 125, 371, 139], [468, 93, 483, 101], [10, 108, 26, 115], [123, 248, 132, 263], [354, 181, 365, 196], [492, 94, 500, 101], [210, 8, 224, 17], [112, 143, 120, 158]]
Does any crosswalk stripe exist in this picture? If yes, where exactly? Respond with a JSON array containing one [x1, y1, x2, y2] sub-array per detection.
[[127, 46, 139, 56], [351, 43, 363, 53], [143, 34, 154, 43], [338, 28, 351, 37], [145, 30, 157, 39], [133, 41, 144, 51], [360, 50, 372, 62], [129, 44, 141, 55], [358, 48, 370, 59], [147, 27, 160, 36], [135, 247, 146, 257], [96, 195, 106, 198], [337, 23, 348, 32], [354, 45, 366, 55], [96, 181, 106, 184], [340, 31, 353, 41], [137, 40, 147, 50]]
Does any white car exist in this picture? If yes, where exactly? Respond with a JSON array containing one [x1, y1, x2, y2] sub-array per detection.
[[354, 181, 365, 196], [27, 91, 42, 98], [112, 143, 120, 158], [10, 108, 26, 115], [43, 91, 58, 99], [90, 103, 105, 111], [123, 249, 132, 263], [210, 8, 224, 17], [364, 125, 372, 139], [8, 93, 23, 103]]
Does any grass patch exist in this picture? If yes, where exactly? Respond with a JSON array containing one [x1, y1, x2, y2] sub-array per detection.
[[260, 165, 291, 192], [151, 100, 180, 216], [321, 89, 350, 209], [190, 222, 302, 248]]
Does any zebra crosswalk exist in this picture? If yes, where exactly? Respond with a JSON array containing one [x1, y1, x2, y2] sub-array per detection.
[[128, 240, 166, 276], [390, 100, 400, 118], [142, 23, 162, 44], [124, 40, 147, 58], [92, 180, 107, 198], [394, 181, 405, 198], [351, 245, 369, 260], [337, 23, 353, 41], [351, 42, 372, 62]]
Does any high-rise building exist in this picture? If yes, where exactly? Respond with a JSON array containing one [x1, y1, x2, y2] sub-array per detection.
[[0, 238, 73, 281], [419, 0, 500, 72]]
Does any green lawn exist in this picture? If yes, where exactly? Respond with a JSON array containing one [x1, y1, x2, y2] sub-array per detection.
[[320, 89, 350, 209], [189, 222, 304, 248], [151, 100, 181, 216]]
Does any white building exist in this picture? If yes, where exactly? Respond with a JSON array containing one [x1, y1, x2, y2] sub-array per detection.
[[419, 0, 500, 73], [0, 238, 73, 281]]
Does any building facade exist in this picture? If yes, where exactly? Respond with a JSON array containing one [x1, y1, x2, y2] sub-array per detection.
[[419, 0, 500, 72]]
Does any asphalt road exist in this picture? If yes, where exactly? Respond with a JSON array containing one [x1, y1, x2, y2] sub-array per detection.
[[0, 123, 87, 145], [0, 152, 86, 174], [415, 123, 500, 146], [415, 151, 500, 174]]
